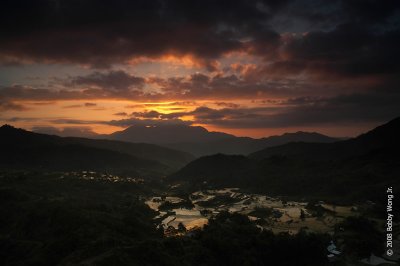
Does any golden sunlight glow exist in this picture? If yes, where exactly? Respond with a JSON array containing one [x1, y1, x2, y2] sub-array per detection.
[[1, 97, 362, 137], [128, 54, 204, 69]]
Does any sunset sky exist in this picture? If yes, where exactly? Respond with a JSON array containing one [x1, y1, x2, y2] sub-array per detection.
[[1, 0, 399, 138]]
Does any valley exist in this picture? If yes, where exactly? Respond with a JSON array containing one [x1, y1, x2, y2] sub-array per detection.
[[0, 117, 399, 265], [146, 187, 360, 235]]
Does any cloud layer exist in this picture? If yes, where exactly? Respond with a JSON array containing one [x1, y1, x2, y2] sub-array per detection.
[[1, 0, 400, 136]]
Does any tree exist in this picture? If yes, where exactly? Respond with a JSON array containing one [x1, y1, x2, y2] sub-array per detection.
[[300, 209, 306, 221], [178, 222, 186, 233]]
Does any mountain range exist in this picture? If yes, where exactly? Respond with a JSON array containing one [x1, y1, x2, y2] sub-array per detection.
[[1, 124, 341, 176], [169, 117, 400, 203], [3, 116, 399, 203], [107, 124, 340, 157]]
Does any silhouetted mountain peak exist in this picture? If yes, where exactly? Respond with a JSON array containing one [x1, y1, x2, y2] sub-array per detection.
[[0, 124, 20, 132], [0, 124, 45, 143], [107, 124, 339, 156], [0, 124, 14, 129], [110, 124, 234, 144], [1, 124, 58, 142], [282, 131, 309, 135], [121, 124, 210, 135]]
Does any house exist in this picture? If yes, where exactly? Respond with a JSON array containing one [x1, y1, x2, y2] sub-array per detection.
[[327, 241, 341, 255], [327, 241, 342, 262]]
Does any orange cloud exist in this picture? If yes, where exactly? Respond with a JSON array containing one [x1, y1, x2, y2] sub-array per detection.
[[128, 54, 221, 72]]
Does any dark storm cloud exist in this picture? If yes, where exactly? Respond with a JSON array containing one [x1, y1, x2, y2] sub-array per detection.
[[0, 83, 146, 101], [266, 1, 400, 79], [271, 0, 400, 32], [280, 25, 400, 78], [0, 64, 398, 107], [186, 92, 400, 128], [149, 72, 315, 99], [123, 91, 400, 128], [341, 0, 400, 24], [0, 0, 287, 67], [267, 0, 400, 79], [1, 0, 400, 131], [72, 71, 145, 90], [0, 69, 318, 102], [0, 0, 399, 81], [0, 85, 91, 101]]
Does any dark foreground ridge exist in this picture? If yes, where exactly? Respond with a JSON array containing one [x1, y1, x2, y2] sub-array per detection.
[[0, 125, 194, 177]]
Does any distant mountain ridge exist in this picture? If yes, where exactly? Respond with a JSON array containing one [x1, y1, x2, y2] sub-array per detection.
[[250, 116, 400, 161], [107, 124, 339, 156], [109, 124, 234, 144], [169, 117, 400, 203], [0, 125, 193, 176]]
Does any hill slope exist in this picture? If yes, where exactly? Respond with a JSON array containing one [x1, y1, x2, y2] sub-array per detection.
[[0, 125, 192, 176], [61, 137, 194, 170], [169, 117, 400, 203], [250, 117, 400, 161]]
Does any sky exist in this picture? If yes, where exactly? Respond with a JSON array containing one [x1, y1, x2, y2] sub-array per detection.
[[0, 0, 400, 138]]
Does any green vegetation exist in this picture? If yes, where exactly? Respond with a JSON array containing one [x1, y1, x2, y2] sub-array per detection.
[[158, 199, 195, 211], [0, 170, 334, 265], [178, 212, 330, 266], [248, 207, 273, 219], [306, 202, 336, 218], [0, 171, 160, 265], [335, 216, 384, 259]]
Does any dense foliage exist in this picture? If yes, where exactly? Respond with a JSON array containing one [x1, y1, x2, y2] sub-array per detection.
[[0, 171, 332, 266]]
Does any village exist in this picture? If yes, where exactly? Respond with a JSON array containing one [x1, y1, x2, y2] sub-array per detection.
[[146, 187, 399, 265]]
